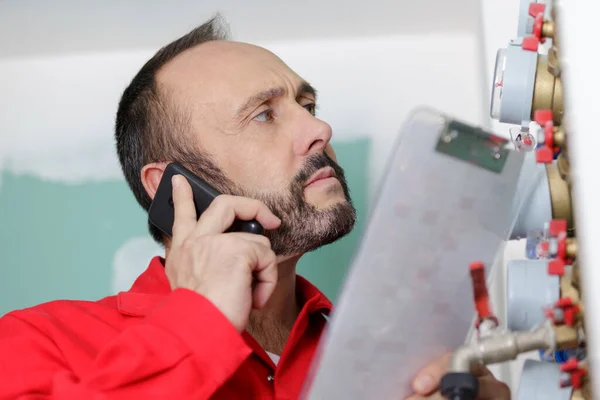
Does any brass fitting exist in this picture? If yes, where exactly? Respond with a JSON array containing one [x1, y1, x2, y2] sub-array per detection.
[[546, 162, 574, 231], [557, 152, 570, 183], [561, 275, 581, 306], [553, 128, 567, 148], [548, 46, 560, 77], [567, 238, 578, 260], [554, 324, 580, 350], [556, 115, 571, 185], [542, 21, 555, 39], [553, 274, 583, 350], [571, 384, 592, 400], [532, 55, 564, 125], [542, 7, 560, 77], [572, 262, 581, 291]]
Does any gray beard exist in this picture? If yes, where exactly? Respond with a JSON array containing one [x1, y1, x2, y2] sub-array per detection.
[[184, 151, 357, 256]]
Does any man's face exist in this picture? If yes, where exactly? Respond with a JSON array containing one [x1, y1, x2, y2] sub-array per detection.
[[158, 41, 356, 256]]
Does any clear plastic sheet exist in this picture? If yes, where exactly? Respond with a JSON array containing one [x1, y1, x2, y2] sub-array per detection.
[[302, 108, 526, 399]]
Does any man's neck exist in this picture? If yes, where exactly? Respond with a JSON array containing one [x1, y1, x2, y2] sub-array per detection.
[[165, 242, 302, 354], [247, 255, 301, 355]]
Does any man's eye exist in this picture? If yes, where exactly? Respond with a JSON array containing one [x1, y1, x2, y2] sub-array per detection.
[[304, 103, 317, 116], [254, 110, 273, 122]]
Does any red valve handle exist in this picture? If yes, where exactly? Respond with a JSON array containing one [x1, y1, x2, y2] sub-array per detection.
[[533, 14, 545, 44], [535, 109, 553, 126], [523, 36, 540, 52], [548, 258, 565, 276], [544, 122, 555, 148], [546, 297, 580, 326], [469, 262, 498, 328], [560, 358, 586, 389], [534, 110, 558, 163], [549, 219, 567, 237], [546, 219, 569, 275], [536, 147, 553, 163], [529, 3, 546, 17], [523, 3, 547, 51]]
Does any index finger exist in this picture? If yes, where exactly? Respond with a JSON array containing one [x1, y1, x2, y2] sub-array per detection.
[[171, 175, 198, 243], [195, 195, 281, 236]]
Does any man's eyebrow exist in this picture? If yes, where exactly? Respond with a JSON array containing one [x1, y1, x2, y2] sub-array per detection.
[[234, 81, 318, 119], [298, 81, 318, 100]]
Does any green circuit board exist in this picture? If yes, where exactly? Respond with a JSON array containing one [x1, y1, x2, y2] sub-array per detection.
[[435, 120, 510, 174]]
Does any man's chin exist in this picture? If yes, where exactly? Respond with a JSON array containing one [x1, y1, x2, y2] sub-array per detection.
[[305, 194, 350, 212], [270, 225, 354, 258], [280, 212, 356, 256]]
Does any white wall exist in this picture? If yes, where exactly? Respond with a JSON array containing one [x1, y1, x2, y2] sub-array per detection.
[[0, 0, 480, 58], [0, 33, 484, 200]]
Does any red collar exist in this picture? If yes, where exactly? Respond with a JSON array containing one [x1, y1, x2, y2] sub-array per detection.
[[117, 256, 333, 318]]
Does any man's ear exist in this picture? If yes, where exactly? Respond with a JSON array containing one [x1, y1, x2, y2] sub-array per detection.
[[141, 162, 169, 201]]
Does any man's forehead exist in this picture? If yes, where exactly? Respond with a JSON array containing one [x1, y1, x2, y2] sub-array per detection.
[[157, 41, 303, 98]]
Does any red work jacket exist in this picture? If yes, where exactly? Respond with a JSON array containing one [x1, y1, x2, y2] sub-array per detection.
[[0, 257, 333, 399]]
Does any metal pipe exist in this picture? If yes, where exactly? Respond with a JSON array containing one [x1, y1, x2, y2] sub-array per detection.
[[450, 320, 556, 373]]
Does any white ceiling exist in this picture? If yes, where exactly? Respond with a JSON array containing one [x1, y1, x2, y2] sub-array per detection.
[[0, 0, 481, 59]]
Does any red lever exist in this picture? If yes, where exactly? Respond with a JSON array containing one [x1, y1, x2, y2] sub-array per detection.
[[545, 219, 569, 275], [535, 110, 558, 163], [551, 220, 568, 259], [529, 3, 546, 17], [533, 14, 545, 44], [536, 147, 554, 163], [560, 358, 586, 389], [522, 36, 540, 52], [523, 4, 547, 51], [546, 297, 580, 326], [549, 219, 567, 237], [544, 121, 555, 148], [535, 110, 553, 126], [470, 262, 498, 328], [548, 258, 566, 276]]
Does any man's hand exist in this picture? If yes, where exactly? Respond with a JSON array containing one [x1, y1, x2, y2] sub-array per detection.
[[406, 353, 511, 399], [165, 175, 282, 332]]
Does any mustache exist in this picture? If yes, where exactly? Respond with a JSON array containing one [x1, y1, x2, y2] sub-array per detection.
[[293, 153, 345, 186]]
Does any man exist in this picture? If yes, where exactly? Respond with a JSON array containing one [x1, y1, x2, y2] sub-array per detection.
[[0, 15, 510, 400]]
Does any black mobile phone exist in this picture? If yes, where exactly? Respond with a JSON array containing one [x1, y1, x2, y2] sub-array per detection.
[[148, 162, 264, 237]]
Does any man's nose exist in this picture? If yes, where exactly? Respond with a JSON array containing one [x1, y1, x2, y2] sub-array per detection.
[[292, 112, 333, 156]]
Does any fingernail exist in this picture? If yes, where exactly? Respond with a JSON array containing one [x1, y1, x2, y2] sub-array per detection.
[[414, 374, 435, 393], [172, 175, 181, 189]]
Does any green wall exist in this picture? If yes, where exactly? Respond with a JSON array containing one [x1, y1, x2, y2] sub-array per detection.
[[0, 138, 370, 316]]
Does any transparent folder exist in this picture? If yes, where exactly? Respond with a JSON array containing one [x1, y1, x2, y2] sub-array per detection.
[[302, 108, 526, 399]]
